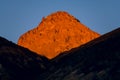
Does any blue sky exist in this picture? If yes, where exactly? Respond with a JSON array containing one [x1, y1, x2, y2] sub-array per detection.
[[0, 0, 120, 43]]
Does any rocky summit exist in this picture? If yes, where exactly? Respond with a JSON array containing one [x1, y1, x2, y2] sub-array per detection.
[[17, 11, 100, 59]]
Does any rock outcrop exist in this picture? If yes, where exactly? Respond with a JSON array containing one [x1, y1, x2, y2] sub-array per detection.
[[38, 28, 120, 80], [18, 11, 100, 59]]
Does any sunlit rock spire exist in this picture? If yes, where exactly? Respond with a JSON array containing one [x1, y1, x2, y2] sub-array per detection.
[[18, 11, 100, 59]]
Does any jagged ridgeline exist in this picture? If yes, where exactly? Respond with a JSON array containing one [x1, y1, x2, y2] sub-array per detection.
[[18, 11, 100, 59]]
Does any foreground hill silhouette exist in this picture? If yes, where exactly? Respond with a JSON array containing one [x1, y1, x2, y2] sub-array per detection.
[[38, 28, 120, 80], [0, 37, 50, 80], [0, 27, 120, 80], [18, 11, 100, 59]]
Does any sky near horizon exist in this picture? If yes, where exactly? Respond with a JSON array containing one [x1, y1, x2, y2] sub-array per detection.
[[0, 0, 120, 43]]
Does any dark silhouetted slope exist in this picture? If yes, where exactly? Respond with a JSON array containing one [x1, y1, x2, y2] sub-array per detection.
[[39, 28, 120, 80], [18, 11, 100, 59], [0, 37, 50, 80]]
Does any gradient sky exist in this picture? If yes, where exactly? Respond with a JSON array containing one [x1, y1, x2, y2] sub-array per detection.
[[0, 0, 120, 43]]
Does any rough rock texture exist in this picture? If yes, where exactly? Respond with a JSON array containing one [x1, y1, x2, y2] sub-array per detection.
[[18, 11, 100, 59], [38, 28, 120, 80]]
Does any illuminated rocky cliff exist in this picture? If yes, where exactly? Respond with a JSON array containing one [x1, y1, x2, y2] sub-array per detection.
[[18, 11, 100, 59]]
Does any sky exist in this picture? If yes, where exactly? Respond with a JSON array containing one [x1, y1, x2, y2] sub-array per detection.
[[0, 0, 120, 43]]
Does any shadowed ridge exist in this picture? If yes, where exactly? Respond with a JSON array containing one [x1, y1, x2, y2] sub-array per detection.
[[39, 28, 120, 80], [0, 36, 50, 80], [52, 28, 120, 62], [18, 11, 100, 59]]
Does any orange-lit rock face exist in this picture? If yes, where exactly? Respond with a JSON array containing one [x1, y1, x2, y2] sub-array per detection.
[[18, 11, 100, 59]]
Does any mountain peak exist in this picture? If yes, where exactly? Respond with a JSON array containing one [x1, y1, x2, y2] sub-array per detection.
[[38, 11, 80, 28], [43, 11, 78, 22], [18, 11, 100, 59]]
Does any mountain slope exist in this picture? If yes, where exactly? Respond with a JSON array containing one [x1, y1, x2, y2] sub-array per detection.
[[0, 37, 50, 80], [0, 28, 119, 80], [39, 28, 120, 80], [18, 11, 100, 59]]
